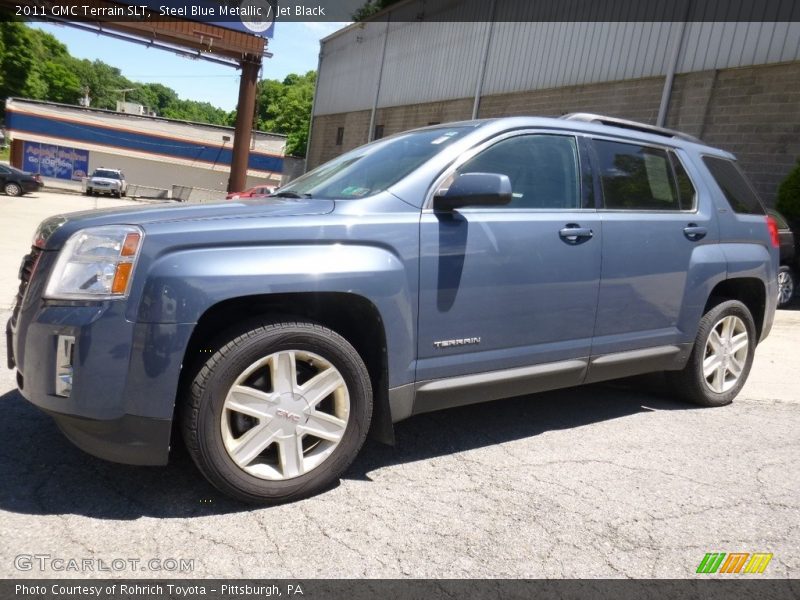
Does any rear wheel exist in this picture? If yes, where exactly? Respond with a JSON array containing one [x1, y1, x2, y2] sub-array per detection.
[[4, 182, 22, 196], [181, 320, 372, 504], [668, 300, 756, 407], [778, 266, 795, 307]]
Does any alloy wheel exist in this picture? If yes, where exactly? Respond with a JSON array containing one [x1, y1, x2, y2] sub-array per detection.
[[778, 269, 795, 305], [702, 315, 749, 394], [220, 349, 350, 481]]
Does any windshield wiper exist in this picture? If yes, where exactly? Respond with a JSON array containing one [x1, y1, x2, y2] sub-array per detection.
[[269, 191, 312, 199]]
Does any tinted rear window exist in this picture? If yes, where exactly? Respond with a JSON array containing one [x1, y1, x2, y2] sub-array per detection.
[[594, 140, 681, 211], [702, 156, 764, 215]]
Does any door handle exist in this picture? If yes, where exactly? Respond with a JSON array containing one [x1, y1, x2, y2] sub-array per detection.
[[683, 224, 707, 241], [559, 224, 593, 245]]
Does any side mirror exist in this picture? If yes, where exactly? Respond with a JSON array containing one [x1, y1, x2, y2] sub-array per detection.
[[433, 172, 513, 211]]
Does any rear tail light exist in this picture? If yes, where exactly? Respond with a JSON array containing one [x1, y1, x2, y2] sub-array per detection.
[[766, 215, 780, 248], [33, 174, 42, 183]]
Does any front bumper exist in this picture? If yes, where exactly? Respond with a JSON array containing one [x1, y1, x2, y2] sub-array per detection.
[[87, 184, 121, 195], [48, 409, 172, 466], [8, 279, 193, 465]]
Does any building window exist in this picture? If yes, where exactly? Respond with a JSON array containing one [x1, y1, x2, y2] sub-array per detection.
[[374, 124, 384, 140], [335, 127, 344, 146]]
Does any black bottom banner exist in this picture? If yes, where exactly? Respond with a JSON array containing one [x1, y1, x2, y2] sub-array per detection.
[[2, 579, 800, 600]]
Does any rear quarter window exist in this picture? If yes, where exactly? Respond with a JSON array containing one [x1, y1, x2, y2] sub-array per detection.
[[702, 156, 765, 215]]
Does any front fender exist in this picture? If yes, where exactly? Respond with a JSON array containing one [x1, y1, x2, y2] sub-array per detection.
[[136, 243, 416, 388]]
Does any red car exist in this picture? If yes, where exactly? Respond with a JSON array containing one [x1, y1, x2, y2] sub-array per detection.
[[225, 185, 274, 200]]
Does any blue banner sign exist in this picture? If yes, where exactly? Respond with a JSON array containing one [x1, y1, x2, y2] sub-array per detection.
[[114, 0, 276, 38], [23, 142, 90, 181]]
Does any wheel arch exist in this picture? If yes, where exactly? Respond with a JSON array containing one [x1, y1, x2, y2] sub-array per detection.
[[178, 292, 395, 446], [704, 277, 767, 340]]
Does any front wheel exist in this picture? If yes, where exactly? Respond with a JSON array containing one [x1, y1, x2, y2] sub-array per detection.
[[181, 320, 373, 504], [668, 300, 756, 407], [778, 266, 795, 307]]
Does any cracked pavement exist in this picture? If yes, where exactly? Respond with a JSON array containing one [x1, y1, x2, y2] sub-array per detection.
[[1, 192, 798, 579]]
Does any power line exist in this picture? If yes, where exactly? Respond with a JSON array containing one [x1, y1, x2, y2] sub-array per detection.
[[124, 75, 240, 79]]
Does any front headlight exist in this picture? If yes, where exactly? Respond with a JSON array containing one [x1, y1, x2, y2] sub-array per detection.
[[44, 225, 144, 300]]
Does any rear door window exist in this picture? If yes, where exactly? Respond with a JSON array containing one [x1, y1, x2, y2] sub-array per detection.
[[593, 139, 685, 211], [702, 156, 765, 215]]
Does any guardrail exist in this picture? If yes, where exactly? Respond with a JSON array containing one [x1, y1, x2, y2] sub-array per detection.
[[171, 185, 227, 204]]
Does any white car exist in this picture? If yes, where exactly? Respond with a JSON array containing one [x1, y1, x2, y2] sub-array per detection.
[[86, 168, 128, 198]]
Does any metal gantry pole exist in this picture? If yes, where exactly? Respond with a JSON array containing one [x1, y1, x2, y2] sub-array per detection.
[[229, 58, 261, 193]]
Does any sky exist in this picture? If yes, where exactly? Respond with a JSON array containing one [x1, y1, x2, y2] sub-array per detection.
[[30, 21, 350, 111]]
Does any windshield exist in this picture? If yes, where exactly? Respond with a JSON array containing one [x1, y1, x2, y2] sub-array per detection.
[[277, 127, 473, 199], [92, 170, 121, 179]]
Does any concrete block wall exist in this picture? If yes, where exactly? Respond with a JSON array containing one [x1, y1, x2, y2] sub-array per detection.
[[306, 110, 371, 170], [478, 76, 664, 124], [681, 62, 800, 204], [308, 61, 800, 205]]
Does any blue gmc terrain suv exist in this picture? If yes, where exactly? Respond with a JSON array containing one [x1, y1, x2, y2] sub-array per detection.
[[7, 114, 779, 503]]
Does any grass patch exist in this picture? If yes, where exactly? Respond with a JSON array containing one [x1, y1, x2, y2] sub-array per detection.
[[0, 146, 9, 162]]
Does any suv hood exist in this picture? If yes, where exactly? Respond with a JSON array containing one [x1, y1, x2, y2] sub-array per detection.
[[90, 177, 121, 185], [38, 197, 335, 250]]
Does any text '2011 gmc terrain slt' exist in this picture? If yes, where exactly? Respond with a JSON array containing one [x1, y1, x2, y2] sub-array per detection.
[[7, 114, 779, 503]]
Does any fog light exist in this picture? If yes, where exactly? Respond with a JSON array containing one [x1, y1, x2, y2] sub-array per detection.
[[55, 335, 75, 397]]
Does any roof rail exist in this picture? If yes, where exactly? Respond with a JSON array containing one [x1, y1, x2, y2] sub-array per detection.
[[560, 113, 701, 143]]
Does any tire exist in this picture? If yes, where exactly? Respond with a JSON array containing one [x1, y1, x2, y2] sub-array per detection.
[[778, 266, 795, 307], [181, 320, 373, 504], [4, 182, 22, 196], [667, 300, 756, 407]]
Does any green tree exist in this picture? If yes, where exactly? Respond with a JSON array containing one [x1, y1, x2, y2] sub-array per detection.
[[776, 160, 800, 226], [352, 0, 402, 21], [38, 61, 81, 103], [129, 82, 179, 114], [0, 22, 308, 140], [251, 70, 316, 156], [0, 22, 37, 101]]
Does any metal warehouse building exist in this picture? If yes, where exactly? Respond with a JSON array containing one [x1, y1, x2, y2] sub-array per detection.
[[307, 0, 800, 204], [5, 98, 286, 197]]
